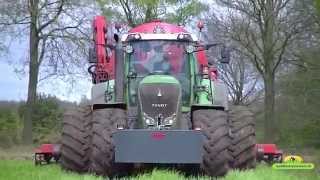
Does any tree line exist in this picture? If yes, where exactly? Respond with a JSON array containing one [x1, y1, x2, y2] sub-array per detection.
[[0, 94, 76, 147]]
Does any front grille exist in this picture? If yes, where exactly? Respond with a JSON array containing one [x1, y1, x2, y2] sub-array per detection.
[[138, 83, 181, 121]]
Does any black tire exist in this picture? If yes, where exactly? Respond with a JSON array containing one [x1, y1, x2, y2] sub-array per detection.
[[44, 154, 52, 164], [229, 106, 256, 169], [61, 106, 92, 173], [34, 154, 41, 166], [193, 109, 231, 176], [90, 108, 131, 177]]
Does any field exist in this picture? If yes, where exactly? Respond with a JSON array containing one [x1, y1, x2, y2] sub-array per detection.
[[0, 146, 319, 180], [0, 160, 319, 180]]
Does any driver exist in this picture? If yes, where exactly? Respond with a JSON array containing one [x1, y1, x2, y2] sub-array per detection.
[[143, 43, 170, 73]]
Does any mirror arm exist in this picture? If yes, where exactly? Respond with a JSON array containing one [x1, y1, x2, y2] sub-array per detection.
[[192, 43, 223, 53], [204, 43, 222, 50]]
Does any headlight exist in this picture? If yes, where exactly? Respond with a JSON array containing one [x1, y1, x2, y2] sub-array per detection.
[[186, 45, 195, 53], [124, 45, 133, 54], [143, 113, 155, 126], [164, 113, 176, 126]]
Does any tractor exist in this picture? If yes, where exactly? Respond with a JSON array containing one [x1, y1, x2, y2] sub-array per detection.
[[60, 16, 256, 177]]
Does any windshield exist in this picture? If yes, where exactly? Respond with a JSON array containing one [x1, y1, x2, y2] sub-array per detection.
[[128, 40, 191, 107], [129, 40, 188, 75]]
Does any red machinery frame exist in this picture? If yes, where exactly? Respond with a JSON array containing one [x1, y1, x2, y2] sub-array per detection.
[[34, 144, 61, 165], [256, 144, 283, 163]]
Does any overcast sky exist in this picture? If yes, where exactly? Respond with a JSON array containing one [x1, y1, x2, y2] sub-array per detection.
[[0, 61, 27, 101], [0, 39, 91, 102], [0, 60, 91, 102]]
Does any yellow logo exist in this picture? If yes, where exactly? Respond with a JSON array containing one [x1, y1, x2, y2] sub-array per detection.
[[283, 155, 304, 163], [272, 155, 314, 170]]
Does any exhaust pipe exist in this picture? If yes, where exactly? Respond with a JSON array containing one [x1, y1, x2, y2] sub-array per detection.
[[114, 34, 124, 103]]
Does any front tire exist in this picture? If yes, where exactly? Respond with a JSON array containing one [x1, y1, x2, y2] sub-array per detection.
[[193, 109, 231, 176], [90, 108, 131, 177], [229, 106, 256, 169], [60, 106, 92, 173]]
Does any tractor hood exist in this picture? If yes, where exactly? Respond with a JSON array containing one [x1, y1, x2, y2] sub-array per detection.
[[138, 75, 181, 128]]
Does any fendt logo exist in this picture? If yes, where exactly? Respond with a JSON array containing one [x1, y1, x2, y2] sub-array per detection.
[[152, 103, 167, 108]]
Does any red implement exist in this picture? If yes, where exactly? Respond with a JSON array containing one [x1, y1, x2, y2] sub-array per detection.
[[34, 144, 61, 165], [92, 16, 115, 82], [256, 144, 283, 163]]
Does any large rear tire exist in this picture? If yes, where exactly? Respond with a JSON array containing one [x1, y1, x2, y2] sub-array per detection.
[[90, 108, 131, 177], [60, 106, 92, 173], [229, 106, 256, 169], [193, 109, 231, 176]]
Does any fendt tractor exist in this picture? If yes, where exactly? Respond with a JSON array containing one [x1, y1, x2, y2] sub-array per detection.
[[60, 16, 256, 177]]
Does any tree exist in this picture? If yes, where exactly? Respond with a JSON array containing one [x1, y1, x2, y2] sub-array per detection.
[[205, 18, 262, 106], [96, 0, 208, 27], [0, 0, 92, 144], [218, 54, 262, 105], [276, 47, 320, 147], [316, 0, 320, 12], [215, 0, 312, 142]]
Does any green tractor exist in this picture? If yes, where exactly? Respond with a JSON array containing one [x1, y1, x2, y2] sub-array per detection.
[[60, 16, 256, 177]]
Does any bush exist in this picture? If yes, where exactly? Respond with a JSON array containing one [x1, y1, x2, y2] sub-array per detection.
[[0, 108, 21, 148], [275, 50, 320, 148], [19, 94, 63, 144]]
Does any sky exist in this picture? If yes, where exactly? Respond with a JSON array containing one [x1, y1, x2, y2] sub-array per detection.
[[0, 61, 28, 101], [0, 40, 91, 102], [0, 60, 91, 102]]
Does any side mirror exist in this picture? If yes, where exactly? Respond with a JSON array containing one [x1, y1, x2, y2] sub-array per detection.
[[88, 47, 97, 63], [220, 46, 230, 64]]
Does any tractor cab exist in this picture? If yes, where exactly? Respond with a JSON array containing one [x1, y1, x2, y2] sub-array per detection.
[[127, 40, 191, 104], [121, 26, 198, 129]]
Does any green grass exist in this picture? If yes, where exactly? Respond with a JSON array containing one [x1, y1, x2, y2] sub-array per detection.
[[0, 160, 319, 180]]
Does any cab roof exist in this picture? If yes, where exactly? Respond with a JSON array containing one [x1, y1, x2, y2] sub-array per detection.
[[129, 20, 189, 34]]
